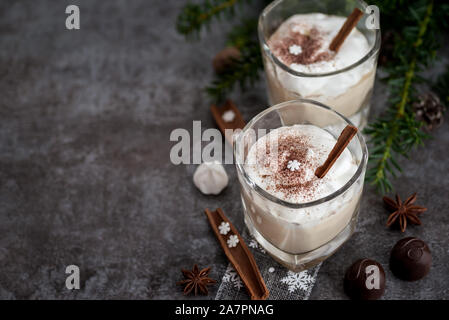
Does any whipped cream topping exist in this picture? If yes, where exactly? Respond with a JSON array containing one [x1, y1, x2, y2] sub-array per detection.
[[267, 13, 371, 97], [245, 125, 357, 204]]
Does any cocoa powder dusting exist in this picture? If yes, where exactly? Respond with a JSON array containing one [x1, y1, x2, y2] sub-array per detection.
[[270, 27, 333, 66], [260, 133, 319, 201]]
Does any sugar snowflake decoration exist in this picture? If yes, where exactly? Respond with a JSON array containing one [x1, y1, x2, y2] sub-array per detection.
[[227, 235, 239, 248], [218, 221, 230, 235], [280, 270, 315, 293], [287, 160, 301, 171], [248, 239, 259, 249], [248, 239, 266, 253], [222, 110, 235, 122], [289, 44, 302, 55]]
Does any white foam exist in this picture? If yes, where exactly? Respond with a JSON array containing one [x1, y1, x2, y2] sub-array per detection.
[[245, 125, 358, 224], [269, 13, 371, 97]]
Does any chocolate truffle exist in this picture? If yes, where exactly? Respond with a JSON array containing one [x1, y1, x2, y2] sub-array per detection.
[[344, 259, 386, 300], [390, 237, 431, 281]]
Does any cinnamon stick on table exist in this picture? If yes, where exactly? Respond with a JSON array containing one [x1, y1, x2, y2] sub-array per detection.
[[315, 125, 358, 179], [204, 208, 269, 300], [329, 8, 364, 52], [210, 100, 246, 145]]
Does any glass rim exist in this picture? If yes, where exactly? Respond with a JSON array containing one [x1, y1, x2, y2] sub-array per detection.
[[233, 98, 368, 209], [257, 0, 381, 78]]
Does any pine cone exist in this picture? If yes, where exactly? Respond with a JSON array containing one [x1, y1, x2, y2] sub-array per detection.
[[413, 92, 444, 130], [212, 46, 241, 74]]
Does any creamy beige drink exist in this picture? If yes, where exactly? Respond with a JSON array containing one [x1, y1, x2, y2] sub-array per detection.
[[241, 124, 362, 255], [262, 13, 378, 128], [235, 99, 368, 271]]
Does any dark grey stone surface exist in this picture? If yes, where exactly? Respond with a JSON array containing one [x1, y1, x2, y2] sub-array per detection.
[[0, 0, 447, 300]]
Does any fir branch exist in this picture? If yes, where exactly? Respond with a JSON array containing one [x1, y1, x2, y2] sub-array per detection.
[[226, 18, 258, 49], [176, 0, 248, 36], [206, 19, 263, 101], [365, 0, 435, 193], [176, 0, 447, 192]]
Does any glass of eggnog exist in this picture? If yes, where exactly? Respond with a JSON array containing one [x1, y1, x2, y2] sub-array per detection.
[[258, 0, 380, 129], [234, 99, 368, 271]]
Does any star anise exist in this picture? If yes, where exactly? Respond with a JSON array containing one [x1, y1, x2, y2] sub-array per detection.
[[383, 193, 427, 232], [177, 264, 217, 296]]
